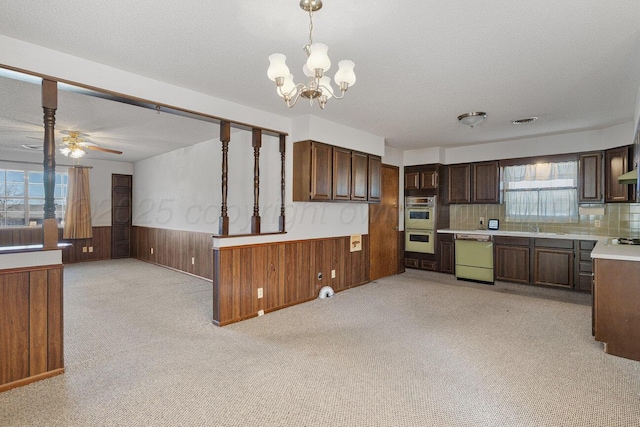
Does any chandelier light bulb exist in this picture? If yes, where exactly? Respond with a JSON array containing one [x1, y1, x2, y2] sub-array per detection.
[[278, 74, 296, 97], [60, 147, 71, 156], [334, 60, 356, 88], [306, 43, 331, 74], [318, 76, 334, 99], [267, 53, 290, 81]]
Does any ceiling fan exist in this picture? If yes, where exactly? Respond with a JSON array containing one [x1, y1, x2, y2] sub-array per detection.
[[59, 130, 122, 158]]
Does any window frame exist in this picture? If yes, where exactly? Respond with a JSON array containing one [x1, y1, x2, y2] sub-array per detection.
[[0, 169, 68, 227]]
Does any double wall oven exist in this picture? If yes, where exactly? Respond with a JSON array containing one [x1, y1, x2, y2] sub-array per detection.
[[405, 196, 436, 254]]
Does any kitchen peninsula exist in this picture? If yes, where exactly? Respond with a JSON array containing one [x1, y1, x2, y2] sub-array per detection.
[[591, 239, 640, 361]]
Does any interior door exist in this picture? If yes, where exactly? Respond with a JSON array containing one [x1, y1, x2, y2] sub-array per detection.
[[369, 164, 399, 280], [111, 174, 132, 258]]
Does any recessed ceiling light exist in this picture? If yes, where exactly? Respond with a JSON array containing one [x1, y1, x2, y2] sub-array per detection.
[[512, 117, 538, 125], [21, 144, 42, 150]]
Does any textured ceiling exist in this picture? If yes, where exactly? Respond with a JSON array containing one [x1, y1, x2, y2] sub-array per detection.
[[1, 0, 640, 162]]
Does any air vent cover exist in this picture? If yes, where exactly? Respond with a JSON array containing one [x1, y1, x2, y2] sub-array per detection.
[[512, 117, 538, 125]]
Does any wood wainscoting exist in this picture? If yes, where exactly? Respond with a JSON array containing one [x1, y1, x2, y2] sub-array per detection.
[[213, 235, 370, 326], [0, 263, 64, 393], [131, 226, 213, 280], [0, 226, 112, 264]]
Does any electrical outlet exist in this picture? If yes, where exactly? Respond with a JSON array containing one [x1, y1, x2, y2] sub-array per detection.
[[257, 310, 264, 316], [595, 219, 601, 228], [89, 246, 93, 253], [150, 247, 154, 255], [82, 247, 87, 253], [257, 288, 263, 299], [331, 269, 336, 279], [191, 257, 195, 265], [318, 272, 323, 280], [480, 216, 485, 225]]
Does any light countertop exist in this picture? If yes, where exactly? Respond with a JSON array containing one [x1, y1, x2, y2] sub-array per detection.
[[437, 228, 603, 242], [591, 238, 640, 261], [437, 229, 640, 262]]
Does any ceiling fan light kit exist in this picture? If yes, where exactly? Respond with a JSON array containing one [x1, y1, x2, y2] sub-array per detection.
[[267, 0, 356, 110], [458, 112, 487, 128], [57, 130, 122, 158]]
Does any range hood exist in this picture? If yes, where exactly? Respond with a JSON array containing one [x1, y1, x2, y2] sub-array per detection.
[[617, 169, 638, 184]]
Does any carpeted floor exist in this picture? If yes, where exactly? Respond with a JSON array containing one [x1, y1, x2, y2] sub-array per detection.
[[1, 259, 639, 426]]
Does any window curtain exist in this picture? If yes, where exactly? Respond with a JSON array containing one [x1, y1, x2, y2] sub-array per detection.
[[63, 166, 92, 239], [504, 161, 578, 223]]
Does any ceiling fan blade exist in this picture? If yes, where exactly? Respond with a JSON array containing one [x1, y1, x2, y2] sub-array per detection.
[[85, 146, 122, 154]]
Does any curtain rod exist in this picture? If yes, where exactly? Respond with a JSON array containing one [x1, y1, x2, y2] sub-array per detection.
[[0, 159, 92, 168]]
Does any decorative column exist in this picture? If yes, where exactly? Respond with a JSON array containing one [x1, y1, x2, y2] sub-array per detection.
[[42, 80, 58, 249], [279, 134, 286, 232], [218, 121, 230, 235], [251, 128, 261, 234]]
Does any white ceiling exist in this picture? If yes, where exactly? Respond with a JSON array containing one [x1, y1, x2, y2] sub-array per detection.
[[1, 0, 640, 163]]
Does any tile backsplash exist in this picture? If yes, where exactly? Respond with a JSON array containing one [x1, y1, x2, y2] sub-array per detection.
[[450, 203, 640, 237]]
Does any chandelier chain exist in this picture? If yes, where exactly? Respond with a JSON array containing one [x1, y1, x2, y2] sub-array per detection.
[[307, 7, 314, 52]]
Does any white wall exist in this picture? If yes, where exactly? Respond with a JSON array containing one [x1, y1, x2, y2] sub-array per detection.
[[0, 150, 133, 226], [402, 121, 636, 166]]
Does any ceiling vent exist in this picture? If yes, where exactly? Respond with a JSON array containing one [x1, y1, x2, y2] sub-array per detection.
[[512, 117, 538, 125]]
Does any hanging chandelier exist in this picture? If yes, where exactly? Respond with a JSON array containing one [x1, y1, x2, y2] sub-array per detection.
[[267, 0, 356, 110]]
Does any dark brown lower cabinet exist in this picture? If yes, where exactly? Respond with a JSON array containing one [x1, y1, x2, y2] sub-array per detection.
[[576, 240, 595, 293], [438, 233, 454, 274], [494, 236, 530, 283], [533, 239, 574, 289], [594, 258, 640, 361]]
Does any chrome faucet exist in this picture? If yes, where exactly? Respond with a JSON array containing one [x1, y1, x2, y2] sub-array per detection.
[[528, 224, 541, 233]]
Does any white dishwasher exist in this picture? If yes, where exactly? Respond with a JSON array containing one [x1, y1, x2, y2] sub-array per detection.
[[454, 234, 494, 284]]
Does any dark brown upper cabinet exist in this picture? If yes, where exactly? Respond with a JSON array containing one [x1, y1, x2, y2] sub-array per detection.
[[578, 152, 603, 203], [473, 161, 500, 203], [352, 151, 369, 201], [293, 140, 333, 201], [367, 155, 382, 202], [605, 146, 632, 202], [332, 147, 352, 200], [447, 164, 471, 203], [293, 140, 380, 203]]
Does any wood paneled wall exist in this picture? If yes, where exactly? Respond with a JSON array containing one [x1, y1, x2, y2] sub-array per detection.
[[213, 235, 370, 326], [0, 226, 112, 263], [0, 264, 64, 392], [131, 226, 213, 280]]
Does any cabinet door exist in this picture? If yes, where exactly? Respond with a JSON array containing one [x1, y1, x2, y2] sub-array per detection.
[[420, 170, 438, 190], [495, 245, 530, 283], [605, 146, 631, 202], [368, 155, 382, 202], [438, 234, 454, 274], [351, 151, 369, 201], [533, 248, 574, 288], [405, 172, 420, 190], [473, 161, 500, 203], [311, 142, 333, 200], [578, 152, 603, 203], [448, 164, 471, 203], [333, 147, 352, 200]]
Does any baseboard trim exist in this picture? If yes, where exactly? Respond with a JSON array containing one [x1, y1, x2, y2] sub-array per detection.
[[0, 368, 65, 393]]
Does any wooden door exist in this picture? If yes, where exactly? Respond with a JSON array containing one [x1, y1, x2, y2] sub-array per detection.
[[369, 164, 399, 280], [111, 174, 132, 259]]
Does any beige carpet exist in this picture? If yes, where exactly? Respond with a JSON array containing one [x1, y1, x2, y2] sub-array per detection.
[[1, 259, 639, 426]]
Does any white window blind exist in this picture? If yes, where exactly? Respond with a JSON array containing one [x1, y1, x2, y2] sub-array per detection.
[[503, 161, 578, 223]]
